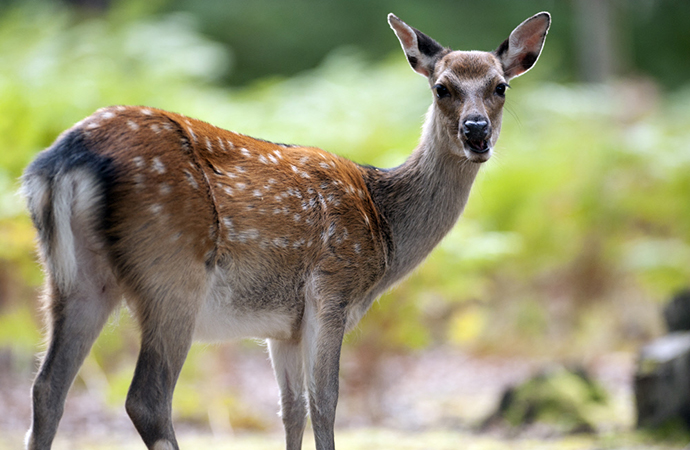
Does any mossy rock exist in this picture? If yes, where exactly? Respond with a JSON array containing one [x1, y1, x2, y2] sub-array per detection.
[[486, 365, 612, 434]]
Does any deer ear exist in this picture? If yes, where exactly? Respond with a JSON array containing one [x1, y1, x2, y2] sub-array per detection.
[[495, 12, 551, 80], [388, 13, 447, 78]]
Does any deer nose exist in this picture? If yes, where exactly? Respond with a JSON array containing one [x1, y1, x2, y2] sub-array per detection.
[[462, 118, 490, 141]]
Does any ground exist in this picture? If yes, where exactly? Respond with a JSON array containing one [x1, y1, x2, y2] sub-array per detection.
[[1, 347, 686, 449]]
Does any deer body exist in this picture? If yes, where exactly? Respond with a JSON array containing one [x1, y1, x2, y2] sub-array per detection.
[[23, 12, 550, 450]]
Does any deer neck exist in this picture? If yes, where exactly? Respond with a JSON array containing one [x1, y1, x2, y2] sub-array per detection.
[[369, 106, 482, 287]]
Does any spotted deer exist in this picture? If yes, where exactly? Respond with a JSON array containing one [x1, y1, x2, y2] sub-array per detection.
[[22, 12, 550, 450]]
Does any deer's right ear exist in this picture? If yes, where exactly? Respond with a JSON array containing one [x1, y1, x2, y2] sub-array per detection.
[[388, 14, 447, 78]]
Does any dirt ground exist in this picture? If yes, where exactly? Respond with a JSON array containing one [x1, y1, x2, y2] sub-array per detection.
[[1, 347, 685, 449]]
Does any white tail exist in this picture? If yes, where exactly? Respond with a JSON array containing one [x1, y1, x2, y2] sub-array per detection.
[[22, 12, 550, 450]]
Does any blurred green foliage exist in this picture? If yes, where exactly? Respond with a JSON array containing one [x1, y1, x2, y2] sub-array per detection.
[[159, 0, 690, 88], [1, 0, 690, 430]]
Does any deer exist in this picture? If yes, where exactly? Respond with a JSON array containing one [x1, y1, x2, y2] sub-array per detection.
[[21, 11, 550, 450]]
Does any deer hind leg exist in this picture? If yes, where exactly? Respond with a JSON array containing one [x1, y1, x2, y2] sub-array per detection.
[[27, 235, 121, 449], [123, 271, 206, 450], [268, 338, 308, 450]]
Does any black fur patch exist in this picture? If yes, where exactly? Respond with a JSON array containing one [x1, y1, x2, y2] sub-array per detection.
[[495, 38, 509, 58], [26, 129, 114, 182], [520, 52, 539, 71], [414, 28, 444, 57], [406, 55, 419, 69]]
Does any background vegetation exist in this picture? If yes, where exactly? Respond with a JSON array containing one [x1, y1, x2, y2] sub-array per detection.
[[1, 0, 689, 446]]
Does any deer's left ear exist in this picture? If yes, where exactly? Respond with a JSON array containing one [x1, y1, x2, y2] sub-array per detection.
[[495, 12, 551, 80], [388, 13, 448, 78]]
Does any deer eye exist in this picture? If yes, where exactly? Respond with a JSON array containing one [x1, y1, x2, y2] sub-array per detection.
[[434, 84, 451, 99], [495, 83, 509, 97]]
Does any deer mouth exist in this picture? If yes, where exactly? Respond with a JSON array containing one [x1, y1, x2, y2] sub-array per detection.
[[461, 138, 492, 163], [466, 138, 490, 154]]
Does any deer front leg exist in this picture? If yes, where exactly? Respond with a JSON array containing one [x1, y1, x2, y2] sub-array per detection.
[[303, 300, 347, 450], [268, 338, 308, 450]]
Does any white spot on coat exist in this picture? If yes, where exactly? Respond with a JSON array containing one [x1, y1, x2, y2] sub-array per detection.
[[187, 127, 197, 142], [127, 120, 140, 131], [152, 157, 166, 174], [184, 170, 199, 189], [273, 237, 289, 248], [238, 229, 259, 242]]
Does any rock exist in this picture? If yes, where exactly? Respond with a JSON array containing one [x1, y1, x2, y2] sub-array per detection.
[[664, 289, 690, 332], [634, 332, 690, 428], [483, 365, 612, 434]]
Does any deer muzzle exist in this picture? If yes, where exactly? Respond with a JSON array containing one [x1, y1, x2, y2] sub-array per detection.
[[461, 117, 491, 154]]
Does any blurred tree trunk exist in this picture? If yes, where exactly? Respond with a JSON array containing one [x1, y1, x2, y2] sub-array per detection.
[[572, 0, 623, 83]]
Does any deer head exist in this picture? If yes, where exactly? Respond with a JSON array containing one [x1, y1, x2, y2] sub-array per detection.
[[388, 12, 550, 163]]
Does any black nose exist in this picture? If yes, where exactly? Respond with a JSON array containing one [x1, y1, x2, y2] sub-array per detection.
[[462, 118, 490, 141]]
